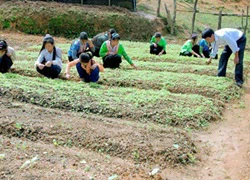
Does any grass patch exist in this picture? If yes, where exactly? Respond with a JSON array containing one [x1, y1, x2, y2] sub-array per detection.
[[0, 73, 223, 129]]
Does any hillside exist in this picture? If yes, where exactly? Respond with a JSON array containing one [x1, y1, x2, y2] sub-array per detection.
[[0, 0, 165, 41]]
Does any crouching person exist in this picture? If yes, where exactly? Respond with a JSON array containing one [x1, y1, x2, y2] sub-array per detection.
[[99, 33, 137, 69], [35, 34, 62, 79], [65, 51, 104, 83], [0, 40, 16, 73], [150, 32, 167, 55]]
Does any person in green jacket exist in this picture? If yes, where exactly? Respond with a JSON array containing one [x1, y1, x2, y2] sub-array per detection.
[[99, 33, 137, 69], [179, 34, 201, 57], [150, 32, 167, 55]]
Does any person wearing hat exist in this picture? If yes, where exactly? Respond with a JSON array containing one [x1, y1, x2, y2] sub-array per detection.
[[202, 28, 246, 88], [35, 34, 62, 79], [0, 40, 16, 73], [179, 34, 201, 57], [68, 31, 95, 62], [92, 28, 116, 57], [150, 32, 167, 55], [99, 33, 137, 69], [65, 51, 104, 82]]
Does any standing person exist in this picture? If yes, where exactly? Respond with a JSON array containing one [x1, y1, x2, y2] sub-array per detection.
[[150, 32, 167, 55], [202, 28, 246, 88], [92, 28, 116, 57], [0, 40, 16, 73], [68, 31, 95, 62], [35, 34, 62, 79], [99, 33, 137, 69], [179, 34, 201, 57], [65, 51, 104, 83]]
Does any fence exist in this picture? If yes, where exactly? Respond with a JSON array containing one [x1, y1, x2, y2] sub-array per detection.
[[158, 0, 249, 36]]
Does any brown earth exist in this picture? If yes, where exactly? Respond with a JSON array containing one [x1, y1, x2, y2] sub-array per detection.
[[160, 76, 250, 180]]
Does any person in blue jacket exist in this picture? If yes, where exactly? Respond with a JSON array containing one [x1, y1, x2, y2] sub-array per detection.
[[68, 31, 95, 62]]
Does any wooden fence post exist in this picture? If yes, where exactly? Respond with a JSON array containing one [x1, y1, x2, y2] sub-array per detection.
[[245, 6, 249, 34], [165, 3, 174, 34], [218, 10, 222, 29], [241, 9, 244, 29], [157, 0, 161, 17], [191, 0, 198, 34]]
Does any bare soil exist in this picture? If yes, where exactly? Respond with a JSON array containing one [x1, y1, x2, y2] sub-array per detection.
[[161, 78, 250, 180]]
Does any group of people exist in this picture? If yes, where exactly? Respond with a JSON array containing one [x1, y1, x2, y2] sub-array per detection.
[[0, 27, 247, 88], [149, 28, 246, 88], [35, 29, 138, 82]]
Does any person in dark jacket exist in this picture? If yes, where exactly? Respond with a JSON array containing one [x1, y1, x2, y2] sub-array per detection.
[[0, 40, 16, 73], [92, 28, 116, 57]]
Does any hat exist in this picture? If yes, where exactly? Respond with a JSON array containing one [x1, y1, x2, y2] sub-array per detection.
[[154, 32, 162, 38], [43, 34, 54, 44], [191, 33, 198, 39], [0, 40, 7, 50], [111, 33, 120, 40], [80, 32, 88, 40], [202, 28, 214, 39]]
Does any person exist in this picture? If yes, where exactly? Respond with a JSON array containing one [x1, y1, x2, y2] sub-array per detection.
[[150, 32, 167, 55], [179, 34, 201, 57], [35, 34, 62, 79], [199, 38, 211, 58], [68, 31, 95, 62], [91, 28, 116, 57], [0, 40, 16, 73], [65, 51, 104, 83], [202, 28, 246, 88], [199, 38, 218, 59], [99, 33, 137, 69]]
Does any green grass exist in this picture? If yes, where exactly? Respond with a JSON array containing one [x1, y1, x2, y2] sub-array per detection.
[[4, 38, 250, 129], [0, 73, 223, 128]]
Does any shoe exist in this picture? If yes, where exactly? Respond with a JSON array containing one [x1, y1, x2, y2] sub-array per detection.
[[236, 82, 243, 88]]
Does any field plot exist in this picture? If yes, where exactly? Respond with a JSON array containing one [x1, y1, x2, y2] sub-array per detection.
[[1, 33, 250, 179]]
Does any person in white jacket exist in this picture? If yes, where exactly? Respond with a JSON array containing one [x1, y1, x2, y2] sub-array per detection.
[[202, 28, 246, 88], [0, 40, 16, 73], [35, 34, 62, 79]]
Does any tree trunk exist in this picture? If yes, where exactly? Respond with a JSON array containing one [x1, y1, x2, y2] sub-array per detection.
[[245, 6, 249, 34], [165, 3, 174, 34], [157, 0, 161, 17], [191, 0, 198, 34]]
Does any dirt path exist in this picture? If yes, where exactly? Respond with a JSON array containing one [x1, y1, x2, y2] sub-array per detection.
[[161, 76, 250, 179]]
